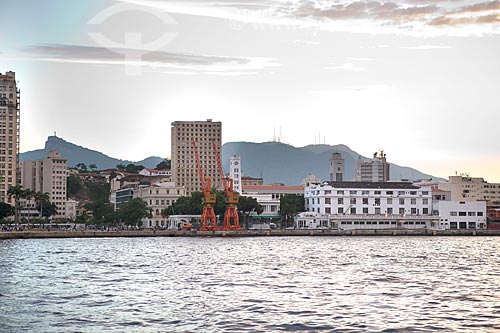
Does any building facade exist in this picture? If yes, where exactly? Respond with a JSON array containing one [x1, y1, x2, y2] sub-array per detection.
[[329, 152, 344, 182], [229, 155, 242, 194], [355, 151, 390, 182], [0, 71, 20, 205], [20, 151, 68, 218], [435, 201, 487, 230], [171, 119, 221, 195], [438, 175, 500, 202]]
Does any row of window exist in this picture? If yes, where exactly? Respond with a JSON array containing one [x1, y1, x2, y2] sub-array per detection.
[[321, 207, 429, 215], [312, 197, 429, 205], [450, 211, 484, 216], [340, 221, 428, 225], [319, 190, 428, 196]]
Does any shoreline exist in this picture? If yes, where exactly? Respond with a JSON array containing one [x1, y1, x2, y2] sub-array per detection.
[[2, 229, 500, 239]]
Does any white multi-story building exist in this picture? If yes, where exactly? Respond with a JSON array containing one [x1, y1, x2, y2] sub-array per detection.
[[139, 168, 171, 178], [229, 155, 242, 194], [20, 151, 68, 218], [438, 175, 500, 202], [304, 181, 435, 229], [435, 201, 487, 230]]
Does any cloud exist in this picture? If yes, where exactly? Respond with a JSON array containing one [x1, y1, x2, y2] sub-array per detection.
[[118, 0, 500, 36], [325, 62, 364, 71], [400, 44, 451, 49], [18, 43, 280, 74]]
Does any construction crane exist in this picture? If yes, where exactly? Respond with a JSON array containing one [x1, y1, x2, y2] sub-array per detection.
[[212, 139, 243, 231], [192, 138, 218, 231]]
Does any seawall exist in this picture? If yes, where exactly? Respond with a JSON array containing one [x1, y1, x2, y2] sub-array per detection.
[[2, 229, 500, 239]]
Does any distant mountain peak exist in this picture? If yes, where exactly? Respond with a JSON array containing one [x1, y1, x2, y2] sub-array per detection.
[[21, 135, 164, 169]]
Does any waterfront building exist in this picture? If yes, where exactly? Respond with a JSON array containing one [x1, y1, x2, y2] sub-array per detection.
[[294, 212, 330, 229], [110, 181, 186, 228], [0, 71, 20, 205], [242, 184, 304, 226], [229, 155, 242, 194], [171, 119, 221, 195], [329, 152, 344, 182], [438, 175, 500, 202], [355, 150, 390, 182], [20, 151, 68, 218], [304, 181, 435, 229], [435, 201, 487, 230]]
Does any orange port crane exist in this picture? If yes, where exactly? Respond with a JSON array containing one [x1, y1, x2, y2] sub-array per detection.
[[192, 138, 218, 231], [212, 140, 243, 231]]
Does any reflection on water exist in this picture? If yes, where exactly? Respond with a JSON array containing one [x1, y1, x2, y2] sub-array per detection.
[[1, 237, 499, 332]]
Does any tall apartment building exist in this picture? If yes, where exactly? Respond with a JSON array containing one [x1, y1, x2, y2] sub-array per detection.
[[20, 151, 68, 218], [330, 152, 344, 182], [171, 119, 222, 195], [356, 150, 390, 182], [0, 71, 20, 204]]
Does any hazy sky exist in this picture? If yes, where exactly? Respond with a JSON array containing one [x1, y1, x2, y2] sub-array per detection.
[[1, 0, 499, 181]]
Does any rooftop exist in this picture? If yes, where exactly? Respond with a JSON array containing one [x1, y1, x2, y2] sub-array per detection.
[[321, 181, 420, 190]]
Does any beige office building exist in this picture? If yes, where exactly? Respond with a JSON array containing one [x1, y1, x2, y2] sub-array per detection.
[[0, 71, 20, 204], [171, 119, 222, 195], [21, 151, 68, 218], [438, 175, 500, 202]]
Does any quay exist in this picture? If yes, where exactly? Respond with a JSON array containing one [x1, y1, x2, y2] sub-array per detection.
[[2, 229, 500, 239]]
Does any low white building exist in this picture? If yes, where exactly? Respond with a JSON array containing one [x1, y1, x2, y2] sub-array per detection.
[[139, 168, 171, 177], [294, 212, 330, 229], [435, 201, 487, 230]]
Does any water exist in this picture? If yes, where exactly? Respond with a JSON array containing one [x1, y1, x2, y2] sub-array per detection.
[[1, 236, 499, 332]]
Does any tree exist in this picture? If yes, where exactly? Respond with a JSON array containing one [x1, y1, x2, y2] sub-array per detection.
[[116, 164, 126, 171], [75, 163, 88, 173], [279, 194, 305, 229], [238, 196, 263, 229], [67, 174, 83, 198], [89, 164, 98, 172], [34, 192, 51, 218], [118, 198, 149, 226], [162, 192, 203, 216], [7, 184, 26, 224], [156, 158, 171, 170], [0, 202, 15, 219]]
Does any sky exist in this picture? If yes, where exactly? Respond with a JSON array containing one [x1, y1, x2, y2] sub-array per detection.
[[1, 0, 499, 181]]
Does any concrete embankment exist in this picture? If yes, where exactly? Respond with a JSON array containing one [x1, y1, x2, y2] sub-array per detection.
[[2, 229, 500, 240]]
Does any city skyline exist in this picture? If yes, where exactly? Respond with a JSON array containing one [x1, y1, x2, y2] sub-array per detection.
[[1, 0, 499, 181]]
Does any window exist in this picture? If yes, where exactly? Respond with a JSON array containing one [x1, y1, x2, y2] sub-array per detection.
[[450, 211, 457, 216], [459, 212, 467, 216], [350, 207, 356, 214], [411, 208, 417, 215], [478, 212, 484, 216], [422, 191, 429, 195], [423, 208, 428, 214], [423, 199, 428, 204], [362, 191, 369, 195], [363, 207, 368, 214], [410, 191, 417, 195], [375, 198, 380, 206], [325, 198, 331, 204], [350, 190, 357, 195], [350, 198, 356, 205], [387, 208, 393, 214], [411, 199, 416, 205], [398, 191, 405, 195], [387, 198, 393, 205], [375, 208, 381, 214], [363, 198, 368, 205], [399, 208, 405, 215], [337, 190, 344, 195], [468, 212, 476, 216], [325, 207, 331, 214], [399, 198, 405, 205], [374, 191, 381, 195], [386, 191, 393, 195], [338, 198, 344, 204], [338, 207, 343, 214], [459, 222, 467, 229]]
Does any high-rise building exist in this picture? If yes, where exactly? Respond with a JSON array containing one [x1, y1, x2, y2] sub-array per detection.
[[356, 150, 390, 182], [229, 155, 242, 194], [171, 119, 222, 195], [330, 152, 344, 182], [0, 71, 20, 204], [20, 151, 68, 218]]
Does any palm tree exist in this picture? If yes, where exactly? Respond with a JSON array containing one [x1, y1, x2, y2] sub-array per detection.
[[24, 189, 36, 226], [34, 192, 50, 219], [7, 184, 26, 225]]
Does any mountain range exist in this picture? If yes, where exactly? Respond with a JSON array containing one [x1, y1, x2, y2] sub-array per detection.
[[221, 141, 445, 185], [20, 136, 444, 184], [20, 136, 164, 169]]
